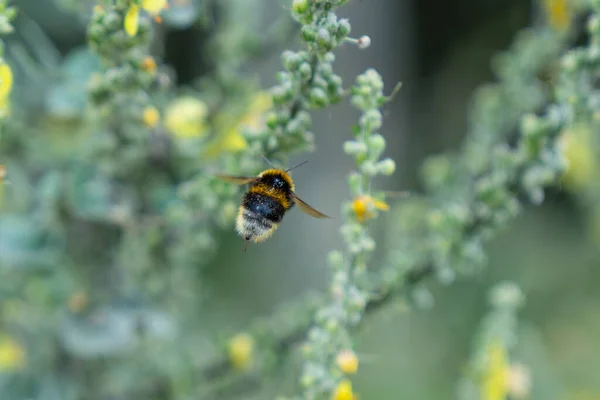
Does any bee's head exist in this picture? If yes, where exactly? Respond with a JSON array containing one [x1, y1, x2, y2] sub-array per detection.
[[259, 169, 294, 191]]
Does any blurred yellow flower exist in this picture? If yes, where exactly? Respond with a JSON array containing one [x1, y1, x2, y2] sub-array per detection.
[[203, 92, 272, 158], [0, 334, 25, 371], [331, 379, 358, 400], [543, 0, 572, 32], [0, 60, 13, 115], [124, 5, 141, 36], [164, 96, 209, 139], [141, 56, 157, 73], [124, 0, 169, 37], [558, 127, 595, 191], [336, 349, 359, 374], [481, 340, 509, 400], [143, 106, 160, 128], [352, 195, 389, 223], [142, 0, 169, 15], [227, 332, 254, 371]]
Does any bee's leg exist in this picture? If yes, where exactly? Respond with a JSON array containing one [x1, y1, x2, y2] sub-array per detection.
[[242, 238, 249, 252]]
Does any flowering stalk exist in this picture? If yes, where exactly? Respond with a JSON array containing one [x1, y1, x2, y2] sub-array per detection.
[[86, 0, 168, 179], [296, 69, 396, 400], [196, 4, 590, 398], [457, 282, 529, 400], [172, 0, 364, 267]]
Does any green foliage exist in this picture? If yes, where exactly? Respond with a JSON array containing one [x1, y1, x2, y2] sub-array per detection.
[[0, 0, 599, 399]]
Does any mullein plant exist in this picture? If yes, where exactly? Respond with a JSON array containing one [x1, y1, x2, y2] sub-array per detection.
[[200, 1, 600, 399], [0, 0, 599, 400]]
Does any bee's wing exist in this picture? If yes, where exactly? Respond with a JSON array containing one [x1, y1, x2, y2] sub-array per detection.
[[215, 174, 258, 185], [291, 192, 332, 219]]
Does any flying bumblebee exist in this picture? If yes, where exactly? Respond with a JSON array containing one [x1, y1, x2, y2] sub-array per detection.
[[216, 159, 331, 251]]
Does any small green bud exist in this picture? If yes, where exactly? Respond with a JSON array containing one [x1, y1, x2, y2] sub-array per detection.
[[337, 18, 351, 39], [325, 318, 339, 333], [301, 25, 317, 42], [316, 28, 332, 51], [313, 78, 329, 94], [327, 74, 343, 96], [292, 0, 309, 15], [275, 71, 291, 84], [300, 373, 315, 389], [588, 15, 600, 35], [377, 158, 396, 175], [271, 83, 294, 104], [266, 112, 279, 129], [367, 133, 386, 155], [324, 52, 335, 63], [87, 23, 106, 43], [347, 172, 362, 195], [298, 62, 312, 81], [489, 281, 524, 309], [350, 95, 368, 111], [361, 236, 376, 252], [309, 87, 329, 108], [360, 109, 383, 130], [104, 11, 121, 31], [520, 113, 547, 141], [360, 161, 378, 176], [295, 111, 312, 128], [285, 118, 303, 135], [343, 140, 368, 155], [364, 68, 384, 92], [318, 62, 333, 76], [282, 50, 302, 72]]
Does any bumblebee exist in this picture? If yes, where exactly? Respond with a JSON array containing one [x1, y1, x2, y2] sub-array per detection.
[[217, 160, 331, 251]]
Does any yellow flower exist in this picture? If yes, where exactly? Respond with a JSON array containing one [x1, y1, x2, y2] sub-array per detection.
[[227, 333, 254, 371], [0, 334, 25, 371], [558, 126, 595, 191], [331, 379, 358, 400], [124, 0, 169, 37], [143, 106, 160, 128], [352, 195, 389, 223], [543, 0, 572, 32], [124, 5, 141, 36], [142, 0, 169, 16], [336, 349, 359, 374], [0, 61, 13, 114], [141, 56, 157, 73], [203, 92, 272, 158], [164, 96, 209, 139], [481, 340, 509, 400]]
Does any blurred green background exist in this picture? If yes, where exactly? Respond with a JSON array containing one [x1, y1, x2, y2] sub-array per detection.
[[1, 0, 599, 399]]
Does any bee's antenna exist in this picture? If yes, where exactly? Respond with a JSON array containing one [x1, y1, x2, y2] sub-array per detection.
[[261, 155, 276, 168], [286, 160, 308, 173]]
